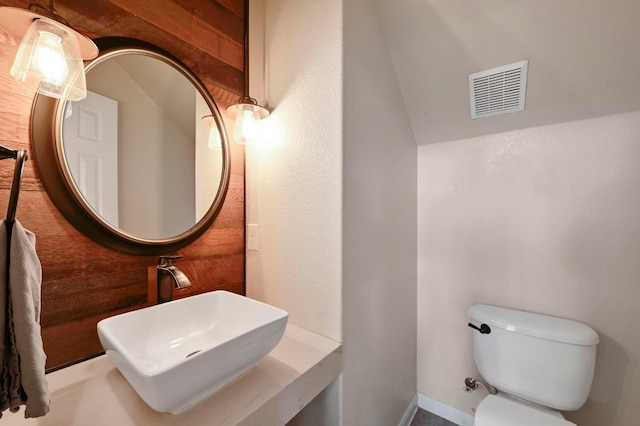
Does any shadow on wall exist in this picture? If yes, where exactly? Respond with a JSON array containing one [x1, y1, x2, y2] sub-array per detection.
[[565, 332, 629, 425]]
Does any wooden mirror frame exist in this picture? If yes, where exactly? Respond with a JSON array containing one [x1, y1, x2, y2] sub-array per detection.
[[31, 37, 231, 255]]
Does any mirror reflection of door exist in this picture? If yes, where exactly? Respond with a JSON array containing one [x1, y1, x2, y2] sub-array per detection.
[[59, 51, 224, 241], [62, 90, 119, 228]]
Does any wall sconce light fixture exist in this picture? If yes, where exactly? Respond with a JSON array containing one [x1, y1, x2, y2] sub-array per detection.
[[0, 2, 98, 100], [226, 0, 268, 145], [202, 115, 223, 150]]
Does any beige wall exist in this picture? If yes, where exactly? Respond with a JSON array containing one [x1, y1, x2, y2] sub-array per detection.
[[160, 113, 195, 237], [417, 110, 640, 426], [342, 0, 418, 424], [87, 60, 195, 239], [246, 1, 343, 423], [248, 0, 418, 424], [246, 0, 343, 342], [87, 60, 163, 237]]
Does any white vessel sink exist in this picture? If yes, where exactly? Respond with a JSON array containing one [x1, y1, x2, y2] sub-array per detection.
[[97, 290, 288, 413]]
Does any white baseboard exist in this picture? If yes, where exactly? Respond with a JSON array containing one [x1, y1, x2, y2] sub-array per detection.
[[398, 393, 419, 426], [417, 393, 475, 426]]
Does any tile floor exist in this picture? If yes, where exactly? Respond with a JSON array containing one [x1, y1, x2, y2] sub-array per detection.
[[410, 408, 458, 426]]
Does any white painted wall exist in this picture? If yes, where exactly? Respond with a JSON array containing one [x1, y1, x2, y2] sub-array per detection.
[[342, 0, 417, 424], [247, 1, 417, 424], [246, 0, 343, 342], [246, 1, 343, 421], [417, 110, 640, 426], [161, 114, 195, 237], [244, 26, 342, 426]]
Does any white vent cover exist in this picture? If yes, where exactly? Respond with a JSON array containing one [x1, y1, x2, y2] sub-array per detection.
[[469, 60, 528, 119]]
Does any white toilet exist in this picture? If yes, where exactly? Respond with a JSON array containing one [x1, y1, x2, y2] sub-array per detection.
[[467, 304, 599, 426]]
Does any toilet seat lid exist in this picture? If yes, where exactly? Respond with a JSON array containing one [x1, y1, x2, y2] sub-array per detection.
[[475, 395, 577, 426]]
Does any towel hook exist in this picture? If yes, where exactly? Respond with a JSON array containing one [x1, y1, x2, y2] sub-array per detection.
[[0, 146, 27, 226]]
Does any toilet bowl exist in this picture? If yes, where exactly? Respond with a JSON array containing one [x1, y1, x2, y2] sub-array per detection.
[[468, 304, 598, 426]]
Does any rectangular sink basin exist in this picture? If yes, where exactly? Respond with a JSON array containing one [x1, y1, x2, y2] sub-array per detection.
[[97, 290, 288, 413]]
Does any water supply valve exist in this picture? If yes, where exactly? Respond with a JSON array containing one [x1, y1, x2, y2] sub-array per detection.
[[464, 377, 479, 392], [463, 377, 498, 394]]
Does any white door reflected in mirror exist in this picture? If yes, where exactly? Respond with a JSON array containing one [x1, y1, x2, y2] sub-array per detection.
[[62, 90, 119, 228]]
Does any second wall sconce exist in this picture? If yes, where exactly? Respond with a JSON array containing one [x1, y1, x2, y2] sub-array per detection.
[[202, 115, 223, 150], [226, 0, 269, 145]]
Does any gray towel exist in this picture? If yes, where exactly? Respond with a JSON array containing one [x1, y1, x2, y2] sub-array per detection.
[[0, 220, 50, 418], [0, 219, 22, 414]]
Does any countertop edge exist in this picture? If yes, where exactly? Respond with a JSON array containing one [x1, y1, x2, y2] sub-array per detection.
[[3, 324, 343, 426]]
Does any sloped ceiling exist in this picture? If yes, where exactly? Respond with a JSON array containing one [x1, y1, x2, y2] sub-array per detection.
[[114, 55, 196, 141], [376, 0, 640, 144]]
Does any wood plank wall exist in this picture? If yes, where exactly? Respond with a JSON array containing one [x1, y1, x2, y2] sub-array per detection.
[[0, 0, 245, 369]]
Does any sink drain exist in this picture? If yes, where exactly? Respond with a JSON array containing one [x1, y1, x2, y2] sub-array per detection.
[[185, 350, 201, 358]]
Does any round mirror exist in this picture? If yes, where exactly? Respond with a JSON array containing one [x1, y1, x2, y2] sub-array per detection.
[[31, 37, 231, 255]]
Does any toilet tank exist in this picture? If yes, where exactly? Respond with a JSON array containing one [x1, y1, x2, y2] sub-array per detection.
[[467, 304, 599, 411]]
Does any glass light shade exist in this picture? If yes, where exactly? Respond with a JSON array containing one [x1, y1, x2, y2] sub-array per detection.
[[233, 105, 258, 144], [202, 115, 222, 150], [208, 129, 222, 150], [226, 103, 269, 145], [10, 18, 87, 101]]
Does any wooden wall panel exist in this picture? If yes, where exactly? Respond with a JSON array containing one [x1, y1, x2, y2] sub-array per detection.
[[0, 0, 246, 369]]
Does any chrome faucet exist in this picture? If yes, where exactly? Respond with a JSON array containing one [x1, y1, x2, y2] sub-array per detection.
[[157, 255, 192, 304]]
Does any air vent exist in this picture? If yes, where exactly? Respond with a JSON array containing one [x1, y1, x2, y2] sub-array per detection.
[[469, 60, 528, 119]]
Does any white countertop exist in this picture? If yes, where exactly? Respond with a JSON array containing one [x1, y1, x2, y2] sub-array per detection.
[[3, 324, 342, 425]]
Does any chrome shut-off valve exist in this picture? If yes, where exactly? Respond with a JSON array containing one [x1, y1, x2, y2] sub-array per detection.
[[464, 377, 497, 394], [464, 377, 479, 392]]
